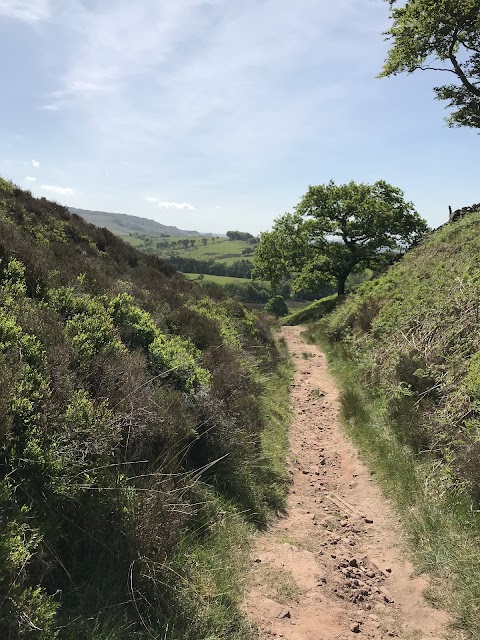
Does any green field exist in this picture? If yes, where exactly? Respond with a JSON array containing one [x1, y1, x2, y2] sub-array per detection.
[[123, 235, 145, 247], [183, 273, 252, 285], [125, 234, 255, 264]]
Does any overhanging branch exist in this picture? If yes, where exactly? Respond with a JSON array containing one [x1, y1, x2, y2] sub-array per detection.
[[449, 28, 480, 98]]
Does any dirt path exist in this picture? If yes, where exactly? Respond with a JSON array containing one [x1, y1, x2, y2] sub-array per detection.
[[245, 326, 450, 640]]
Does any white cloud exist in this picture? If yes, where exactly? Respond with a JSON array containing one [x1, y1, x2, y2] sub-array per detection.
[[25, 176, 37, 182], [0, 0, 52, 22], [43, 0, 379, 161], [41, 184, 74, 195], [42, 103, 61, 112], [144, 196, 158, 203], [157, 201, 195, 210], [32, 159, 40, 168]]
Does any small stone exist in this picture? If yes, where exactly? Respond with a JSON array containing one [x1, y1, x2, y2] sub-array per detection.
[[380, 586, 395, 603], [350, 622, 361, 633], [364, 517, 374, 524], [349, 558, 358, 568]]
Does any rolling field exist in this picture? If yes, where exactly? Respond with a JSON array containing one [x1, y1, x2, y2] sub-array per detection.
[[184, 273, 253, 285], [125, 234, 255, 264]]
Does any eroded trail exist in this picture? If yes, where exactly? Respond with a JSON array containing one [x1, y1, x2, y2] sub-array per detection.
[[245, 326, 449, 640]]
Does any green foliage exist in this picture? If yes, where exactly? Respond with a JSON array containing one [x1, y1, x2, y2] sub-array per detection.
[[226, 230, 254, 241], [253, 180, 428, 296], [264, 295, 289, 318], [0, 177, 15, 193], [189, 297, 243, 347], [380, 0, 480, 129], [148, 333, 210, 391], [0, 178, 291, 639]]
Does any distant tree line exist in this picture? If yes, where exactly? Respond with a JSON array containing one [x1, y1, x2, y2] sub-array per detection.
[[129, 233, 222, 251]]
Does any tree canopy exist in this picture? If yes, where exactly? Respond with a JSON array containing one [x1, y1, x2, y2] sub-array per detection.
[[380, 0, 480, 129], [253, 180, 429, 297], [226, 230, 254, 241]]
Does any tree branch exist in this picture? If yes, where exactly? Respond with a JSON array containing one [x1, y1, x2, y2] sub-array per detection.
[[449, 28, 480, 98], [415, 65, 457, 74], [458, 37, 480, 55]]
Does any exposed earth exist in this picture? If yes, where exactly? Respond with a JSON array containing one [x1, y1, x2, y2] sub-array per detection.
[[245, 326, 454, 640]]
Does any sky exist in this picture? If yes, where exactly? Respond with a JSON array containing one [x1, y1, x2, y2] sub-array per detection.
[[0, 0, 478, 235]]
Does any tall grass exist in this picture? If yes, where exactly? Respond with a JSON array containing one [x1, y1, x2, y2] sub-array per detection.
[[257, 335, 293, 515], [306, 325, 480, 638]]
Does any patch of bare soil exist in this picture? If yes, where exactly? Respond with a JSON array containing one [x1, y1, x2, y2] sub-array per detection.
[[245, 326, 452, 640]]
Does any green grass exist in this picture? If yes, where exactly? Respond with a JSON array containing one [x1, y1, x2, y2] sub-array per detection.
[[183, 273, 252, 285], [282, 294, 338, 325], [261, 567, 302, 604], [124, 235, 145, 246], [221, 255, 253, 266], [257, 335, 293, 514]]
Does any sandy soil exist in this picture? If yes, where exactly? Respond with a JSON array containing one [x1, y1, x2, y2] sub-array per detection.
[[245, 326, 452, 640]]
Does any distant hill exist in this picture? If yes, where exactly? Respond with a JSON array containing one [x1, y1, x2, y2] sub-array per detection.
[[69, 207, 215, 238]]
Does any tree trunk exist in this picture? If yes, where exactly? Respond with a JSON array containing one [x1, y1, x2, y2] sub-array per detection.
[[337, 274, 347, 297]]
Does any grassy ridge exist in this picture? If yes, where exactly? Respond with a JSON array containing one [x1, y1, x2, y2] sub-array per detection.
[[0, 178, 291, 639], [306, 211, 480, 637], [282, 294, 338, 325]]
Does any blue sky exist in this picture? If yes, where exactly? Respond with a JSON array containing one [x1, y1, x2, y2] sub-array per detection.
[[0, 0, 478, 234]]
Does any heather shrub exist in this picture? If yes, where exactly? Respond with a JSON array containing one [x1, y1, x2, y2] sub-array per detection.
[[0, 179, 289, 638]]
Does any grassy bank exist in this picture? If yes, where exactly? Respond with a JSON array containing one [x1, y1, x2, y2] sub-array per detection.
[[282, 294, 338, 325], [302, 212, 480, 637], [306, 326, 480, 637]]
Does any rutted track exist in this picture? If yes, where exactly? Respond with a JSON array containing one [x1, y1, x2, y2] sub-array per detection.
[[245, 326, 451, 640]]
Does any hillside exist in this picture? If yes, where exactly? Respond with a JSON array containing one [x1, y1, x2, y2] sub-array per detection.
[[305, 210, 480, 637], [0, 178, 290, 640], [125, 234, 252, 263], [69, 207, 215, 238]]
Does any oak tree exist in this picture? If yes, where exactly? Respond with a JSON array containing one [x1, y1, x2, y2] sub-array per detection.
[[253, 180, 428, 297]]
